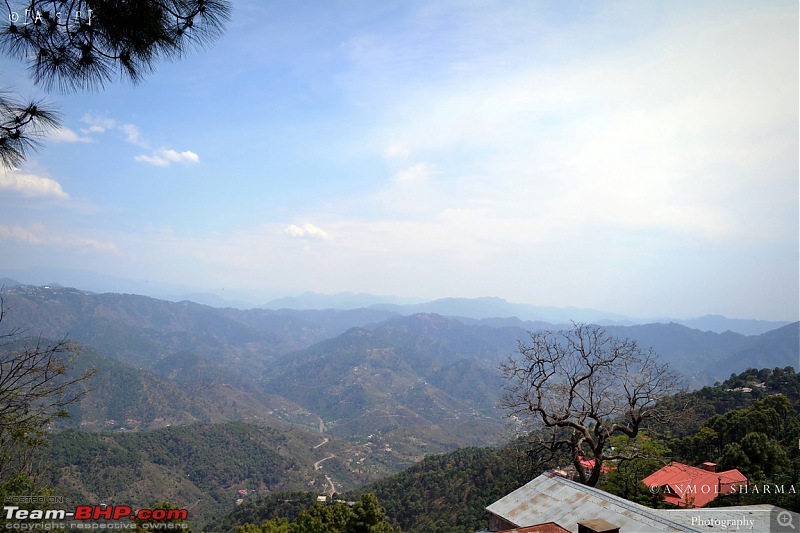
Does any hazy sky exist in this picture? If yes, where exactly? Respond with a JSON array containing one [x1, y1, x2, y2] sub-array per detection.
[[1, 0, 797, 320]]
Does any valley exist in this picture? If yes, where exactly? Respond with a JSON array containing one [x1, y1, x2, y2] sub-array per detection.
[[0, 283, 798, 529]]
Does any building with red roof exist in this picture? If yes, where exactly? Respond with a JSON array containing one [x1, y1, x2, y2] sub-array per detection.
[[577, 456, 616, 476], [642, 462, 747, 508]]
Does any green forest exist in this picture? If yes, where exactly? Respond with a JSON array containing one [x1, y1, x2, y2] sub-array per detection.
[[1, 296, 798, 532], [1, 338, 799, 532], [216, 367, 800, 533]]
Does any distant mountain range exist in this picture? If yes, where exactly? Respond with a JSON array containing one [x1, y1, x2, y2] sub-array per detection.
[[0, 282, 797, 527], [0, 283, 796, 437], [265, 294, 792, 336], [3, 283, 796, 399], [263, 291, 424, 310], [2, 272, 792, 335]]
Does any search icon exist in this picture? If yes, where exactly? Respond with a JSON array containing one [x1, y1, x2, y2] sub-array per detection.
[[778, 511, 795, 530]]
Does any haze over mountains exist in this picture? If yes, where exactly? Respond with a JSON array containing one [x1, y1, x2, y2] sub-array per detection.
[[263, 293, 794, 336], [1, 281, 798, 525], [1, 272, 792, 336], [2, 282, 797, 405], [2, 280, 800, 438]]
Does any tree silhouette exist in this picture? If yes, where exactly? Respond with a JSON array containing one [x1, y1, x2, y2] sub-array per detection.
[[0, 90, 60, 168], [0, 0, 232, 167]]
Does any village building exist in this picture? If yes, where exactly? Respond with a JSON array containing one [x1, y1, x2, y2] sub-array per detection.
[[641, 462, 747, 508]]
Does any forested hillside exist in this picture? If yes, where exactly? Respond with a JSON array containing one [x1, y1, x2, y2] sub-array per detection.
[[43, 422, 355, 527], [4, 286, 798, 390], [263, 314, 513, 438], [223, 368, 800, 533], [1, 286, 797, 532]]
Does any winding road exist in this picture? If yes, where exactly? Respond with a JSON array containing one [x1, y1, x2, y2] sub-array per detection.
[[313, 453, 335, 470], [312, 420, 337, 495]]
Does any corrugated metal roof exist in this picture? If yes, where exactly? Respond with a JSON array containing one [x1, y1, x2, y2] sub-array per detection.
[[486, 473, 692, 532], [496, 523, 570, 533], [485, 473, 794, 533]]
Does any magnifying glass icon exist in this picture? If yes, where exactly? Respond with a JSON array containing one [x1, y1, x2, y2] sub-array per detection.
[[778, 511, 795, 529]]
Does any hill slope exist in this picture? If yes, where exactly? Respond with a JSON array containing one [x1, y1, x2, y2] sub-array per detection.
[[264, 314, 513, 439], [44, 422, 358, 527]]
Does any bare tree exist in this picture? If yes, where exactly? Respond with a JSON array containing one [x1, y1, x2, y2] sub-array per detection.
[[500, 323, 683, 486], [0, 296, 94, 483]]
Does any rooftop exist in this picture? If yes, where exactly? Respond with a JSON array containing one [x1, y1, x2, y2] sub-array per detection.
[[641, 462, 747, 508], [484, 472, 792, 532], [495, 523, 571, 533]]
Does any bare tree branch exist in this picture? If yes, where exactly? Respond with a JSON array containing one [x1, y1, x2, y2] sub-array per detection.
[[0, 295, 95, 481], [500, 322, 684, 486]]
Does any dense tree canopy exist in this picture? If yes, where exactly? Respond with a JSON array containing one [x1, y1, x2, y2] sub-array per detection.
[[237, 493, 398, 533]]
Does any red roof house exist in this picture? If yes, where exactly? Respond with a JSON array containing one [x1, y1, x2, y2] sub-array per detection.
[[577, 456, 616, 474], [642, 462, 747, 508]]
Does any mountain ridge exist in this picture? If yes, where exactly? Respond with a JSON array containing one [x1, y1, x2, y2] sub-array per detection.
[[2, 285, 797, 390], [1, 280, 790, 335]]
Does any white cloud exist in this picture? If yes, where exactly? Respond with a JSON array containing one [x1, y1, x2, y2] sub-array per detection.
[[163, 149, 199, 163], [0, 223, 120, 254], [5, 2, 792, 321], [383, 142, 410, 159], [80, 116, 192, 162], [391, 163, 432, 183], [134, 148, 200, 167], [132, 154, 167, 166], [356, 1, 797, 249], [0, 170, 69, 199], [76, 115, 202, 167], [0, 223, 45, 244], [283, 223, 329, 240], [120, 124, 145, 146], [78, 116, 144, 146], [48, 127, 91, 143], [80, 114, 117, 134]]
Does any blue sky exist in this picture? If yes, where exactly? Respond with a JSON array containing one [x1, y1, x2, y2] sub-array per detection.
[[1, 0, 797, 320]]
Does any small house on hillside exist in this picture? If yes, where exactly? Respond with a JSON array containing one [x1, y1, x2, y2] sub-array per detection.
[[641, 462, 747, 508], [577, 456, 616, 478]]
